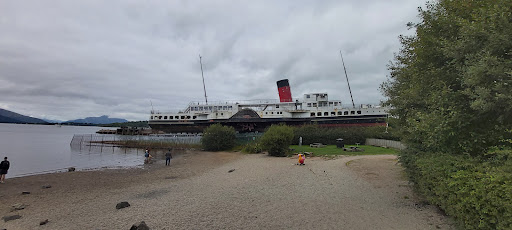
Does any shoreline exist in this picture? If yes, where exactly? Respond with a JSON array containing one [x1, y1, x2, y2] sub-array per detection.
[[0, 151, 454, 230]]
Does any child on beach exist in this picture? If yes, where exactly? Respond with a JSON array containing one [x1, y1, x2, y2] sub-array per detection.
[[144, 149, 152, 164], [298, 153, 305, 166]]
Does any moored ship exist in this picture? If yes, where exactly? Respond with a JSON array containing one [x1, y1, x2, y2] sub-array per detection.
[[148, 79, 389, 133]]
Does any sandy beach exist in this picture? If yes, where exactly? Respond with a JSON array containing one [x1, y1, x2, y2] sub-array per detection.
[[0, 151, 454, 230]]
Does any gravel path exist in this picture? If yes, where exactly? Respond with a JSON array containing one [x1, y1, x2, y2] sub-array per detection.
[[0, 152, 454, 230]]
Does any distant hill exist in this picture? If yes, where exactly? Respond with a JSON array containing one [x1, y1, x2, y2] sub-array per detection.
[[65, 115, 128, 125], [42, 118, 64, 123], [0, 108, 48, 124]]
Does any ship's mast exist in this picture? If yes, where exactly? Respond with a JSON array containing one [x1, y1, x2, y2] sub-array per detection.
[[339, 51, 355, 108], [199, 55, 208, 105]]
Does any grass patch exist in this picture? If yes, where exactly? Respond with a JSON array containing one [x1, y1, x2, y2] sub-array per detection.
[[289, 145, 398, 156]]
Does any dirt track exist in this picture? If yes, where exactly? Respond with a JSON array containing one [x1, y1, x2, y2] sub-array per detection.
[[0, 152, 454, 229]]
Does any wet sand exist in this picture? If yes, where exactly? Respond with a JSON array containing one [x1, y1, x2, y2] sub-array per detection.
[[0, 151, 454, 230]]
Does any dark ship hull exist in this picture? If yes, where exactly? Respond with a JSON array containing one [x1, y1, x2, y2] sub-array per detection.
[[149, 114, 387, 133]]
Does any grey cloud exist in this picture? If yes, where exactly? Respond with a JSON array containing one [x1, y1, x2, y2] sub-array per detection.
[[0, 0, 426, 120]]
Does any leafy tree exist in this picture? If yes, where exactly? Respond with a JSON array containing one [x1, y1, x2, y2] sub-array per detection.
[[381, 0, 512, 156], [260, 124, 294, 156], [201, 124, 236, 151]]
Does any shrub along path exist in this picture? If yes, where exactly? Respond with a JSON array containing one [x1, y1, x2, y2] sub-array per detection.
[[0, 152, 453, 229]]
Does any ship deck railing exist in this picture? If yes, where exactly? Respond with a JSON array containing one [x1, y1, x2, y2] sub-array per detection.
[[150, 103, 389, 115]]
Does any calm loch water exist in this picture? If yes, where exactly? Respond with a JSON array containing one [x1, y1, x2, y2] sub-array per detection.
[[0, 123, 145, 178]]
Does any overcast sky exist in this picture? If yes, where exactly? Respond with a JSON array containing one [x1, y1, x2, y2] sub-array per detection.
[[0, 0, 425, 121]]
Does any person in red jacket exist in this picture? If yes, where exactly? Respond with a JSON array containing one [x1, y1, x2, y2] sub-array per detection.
[[0, 157, 10, 183]]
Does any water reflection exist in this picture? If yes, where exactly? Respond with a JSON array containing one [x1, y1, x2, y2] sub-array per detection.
[[0, 124, 147, 178]]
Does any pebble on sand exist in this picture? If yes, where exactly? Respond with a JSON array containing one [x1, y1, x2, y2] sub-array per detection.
[[116, 201, 130, 210], [2, 214, 22, 222], [130, 221, 150, 230]]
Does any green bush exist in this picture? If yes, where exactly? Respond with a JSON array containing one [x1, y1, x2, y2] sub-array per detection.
[[260, 124, 294, 157], [201, 124, 236, 151], [401, 149, 512, 229], [242, 142, 263, 154]]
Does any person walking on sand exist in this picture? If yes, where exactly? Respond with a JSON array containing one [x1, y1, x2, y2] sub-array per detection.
[[165, 149, 173, 166], [0, 157, 10, 183]]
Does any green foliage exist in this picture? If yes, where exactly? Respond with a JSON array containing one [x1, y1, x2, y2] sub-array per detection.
[[290, 145, 397, 156], [242, 142, 263, 154], [260, 124, 294, 156], [201, 124, 236, 151], [292, 124, 399, 145], [381, 0, 512, 156], [401, 149, 512, 230], [385, 2, 512, 228]]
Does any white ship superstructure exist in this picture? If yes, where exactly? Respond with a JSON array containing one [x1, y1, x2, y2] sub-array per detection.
[[149, 79, 389, 133]]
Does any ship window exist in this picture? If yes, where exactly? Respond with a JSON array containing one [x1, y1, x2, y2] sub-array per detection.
[[175, 116, 179, 119], [324, 112, 328, 116], [228, 106, 232, 109], [306, 95, 310, 98], [317, 112, 321, 116], [334, 102, 338, 106], [351, 111, 355, 115], [265, 112, 268, 114], [313, 103, 317, 107], [276, 105, 279, 108], [331, 112, 335, 116], [193, 116, 197, 119], [357, 111, 361, 114], [199, 107, 203, 111], [307, 103, 311, 107], [338, 111, 342, 115], [150, 116, 153, 119], [164, 116, 168, 119], [169, 116, 173, 119], [311, 112, 315, 116], [181, 116, 185, 119], [187, 116, 191, 119], [271, 112, 274, 114], [344, 111, 348, 115], [329, 102, 333, 106], [159, 116, 162, 119], [221, 113, 223, 115], [223, 106, 227, 110]]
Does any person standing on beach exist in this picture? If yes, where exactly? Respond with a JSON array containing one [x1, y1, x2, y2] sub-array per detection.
[[0, 157, 10, 183], [165, 149, 173, 166]]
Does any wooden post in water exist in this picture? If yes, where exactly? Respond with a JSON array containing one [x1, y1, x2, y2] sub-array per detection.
[[80, 136, 83, 151], [89, 134, 92, 152], [100, 136, 104, 153]]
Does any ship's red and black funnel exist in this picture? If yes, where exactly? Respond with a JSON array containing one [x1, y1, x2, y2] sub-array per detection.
[[277, 79, 293, 102]]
